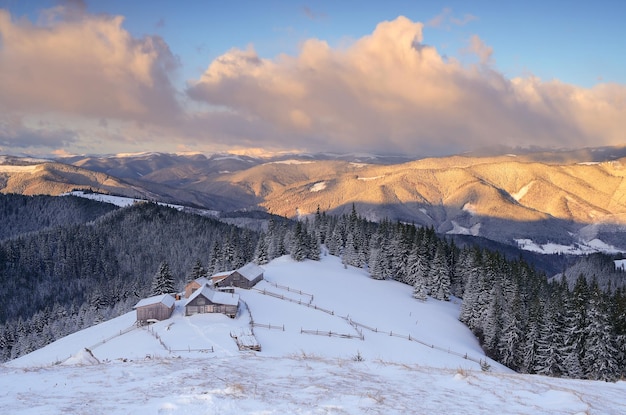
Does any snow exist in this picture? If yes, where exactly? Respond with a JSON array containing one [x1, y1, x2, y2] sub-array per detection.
[[462, 202, 477, 215], [357, 175, 384, 181], [0, 164, 41, 173], [516, 238, 622, 255], [61, 348, 100, 366], [187, 285, 239, 307], [447, 220, 481, 236], [512, 181, 534, 201], [236, 262, 264, 281], [2, 254, 625, 414], [266, 159, 313, 165], [615, 259, 626, 271], [134, 293, 176, 309], [63, 190, 185, 210], [310, 181, 327, 192]]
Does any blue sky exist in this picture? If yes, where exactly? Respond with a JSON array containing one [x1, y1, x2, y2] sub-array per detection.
[[0, 0, 624, 156], [61, 0, 626, 87]]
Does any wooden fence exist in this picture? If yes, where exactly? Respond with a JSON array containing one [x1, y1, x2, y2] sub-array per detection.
[[251, 287, 334, 315], [265, 281, 314, 303], [300, 328, 364, 340], [252, 322, 285, 331], [339, 315, 486, 366], [252, 284, 489, 369], [170, 346, 215, 353], [87, 324, 138, 351]]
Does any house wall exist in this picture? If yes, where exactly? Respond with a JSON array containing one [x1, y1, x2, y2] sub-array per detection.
[[136, 303, 174, 322], [184, 281, 201, 298], [185, 296, 238, 318]]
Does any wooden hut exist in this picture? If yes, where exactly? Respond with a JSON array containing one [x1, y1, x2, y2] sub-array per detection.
[[185, 285, 239, 318], [216, 263, 264, 289], [133, 294, 175, 324]]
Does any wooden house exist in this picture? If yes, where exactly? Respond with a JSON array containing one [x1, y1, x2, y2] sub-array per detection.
[[133, 294, 175, 324], [185, 284, 239, 318], [216, 263, 264, 289], [184, 277, 210, 299]]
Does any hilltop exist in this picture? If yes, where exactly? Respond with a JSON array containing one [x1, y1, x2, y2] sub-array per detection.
[[3, 255, 625, 414]]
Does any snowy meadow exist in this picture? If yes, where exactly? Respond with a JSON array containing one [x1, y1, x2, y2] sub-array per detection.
[[2, 255, 625, 414]]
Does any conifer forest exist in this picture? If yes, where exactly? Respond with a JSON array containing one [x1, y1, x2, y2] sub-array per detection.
[[1, 194, 625, 381]]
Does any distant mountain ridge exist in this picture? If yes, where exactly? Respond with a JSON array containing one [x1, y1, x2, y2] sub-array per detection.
[[2, 146, 626, 252]]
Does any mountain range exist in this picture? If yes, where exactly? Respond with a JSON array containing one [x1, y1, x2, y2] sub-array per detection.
[[2, 146, 626, 253]]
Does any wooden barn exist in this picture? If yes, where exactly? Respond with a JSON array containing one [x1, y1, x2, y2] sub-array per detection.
[[216, 263, 264, 289], [133, 294, 175, 324], [185, 284, 239, 318], [184, 277, 210, 299]]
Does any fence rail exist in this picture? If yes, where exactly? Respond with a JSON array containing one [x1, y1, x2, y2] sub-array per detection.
[[341, 316, 486, 366], [170, 347, 214, 353], [252, 322, 285, 331], [300, 328, 364, 340], [87, 324, 138, 351], [252, 287, 335, 315], [266, 281, 314, 302]]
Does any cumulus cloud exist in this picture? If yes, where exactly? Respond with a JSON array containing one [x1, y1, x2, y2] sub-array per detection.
[[1, 8, 624, 157], [187, 16, 626, 155], [0, 6, 180, 123]]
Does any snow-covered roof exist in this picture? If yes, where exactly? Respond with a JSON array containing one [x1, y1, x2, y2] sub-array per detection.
[[210, 271, 232, 283], [211, 271, 232, 278], [192, 277, 210, 286], [133, 294, 175, 309], [186, 284, 239, 306], [236, 263, 264, 281]]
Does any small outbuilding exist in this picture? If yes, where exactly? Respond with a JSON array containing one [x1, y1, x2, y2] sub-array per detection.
[[216, 263, 264, 289], [185, 285, 239, 318], [133, 293, 175, 324]]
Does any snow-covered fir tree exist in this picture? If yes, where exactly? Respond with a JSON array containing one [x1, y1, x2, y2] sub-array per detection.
[[151, 262, 175, 295]]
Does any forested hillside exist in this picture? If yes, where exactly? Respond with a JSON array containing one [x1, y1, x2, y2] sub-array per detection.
[[0, 201, 259, 361], [0, 194, 117, 241], [1, 198, 625, 381], [555, 253, 626, 291], [257, 208, 626, 381]]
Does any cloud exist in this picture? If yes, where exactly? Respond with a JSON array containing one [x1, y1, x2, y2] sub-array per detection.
[[302, 6, 327, 21], [466, 34, 493, 65], [0, 116, 78, 149], [0, 5, 181, 123], [426, 8, 477, 29], [187, 16, 626, 155], [0, 9, 624, 157]]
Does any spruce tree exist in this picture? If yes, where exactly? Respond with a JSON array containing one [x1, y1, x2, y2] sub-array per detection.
[[583, 284, 620, 381], [151, 262, 175, 295], [188, 259, 206, 282]]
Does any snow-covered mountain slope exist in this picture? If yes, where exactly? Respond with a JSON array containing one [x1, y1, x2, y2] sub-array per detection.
[[4, 148, 626, 253], [3, 255, 625, 414]]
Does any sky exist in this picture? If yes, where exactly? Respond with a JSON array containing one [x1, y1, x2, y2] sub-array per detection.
[[0, 0, 625, 158]]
